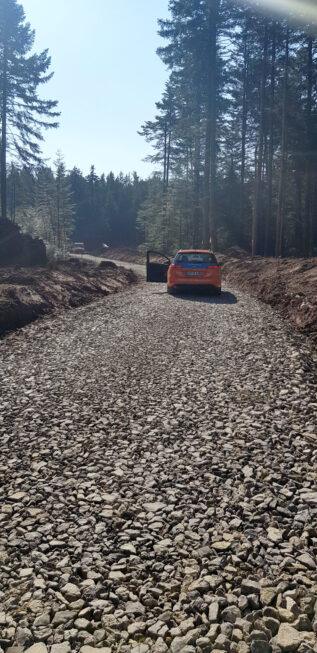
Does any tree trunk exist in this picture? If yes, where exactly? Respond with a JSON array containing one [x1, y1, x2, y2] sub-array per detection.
[[252, 21, 268, 256], [57, 175, 61, 250], [294, 164, 303, 251], [10, 166, 16, 223], [166, 128, 171, 190], [265, 22, 276, 256], [163, 123, 168, 189], [204, 0, 219, 251], [304, 36, 313, 256], [203, 120, 211, 247], [162, 124, 172, 252], [193, 101, 203, 247], [275, 27, 289, 258], [239, 19, 249, 245], [241, 21, 249, 188], [1, 44, 8, 221], [312, 175, 317, 252]]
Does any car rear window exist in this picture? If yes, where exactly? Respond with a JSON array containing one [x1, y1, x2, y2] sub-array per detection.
[[174, 252, 218, 265]]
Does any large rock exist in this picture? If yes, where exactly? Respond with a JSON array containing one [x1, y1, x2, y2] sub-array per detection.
[[51, 645, 71, 653], [267, 527, 283, 543], [24, 645, 48, 653], [52, 610, 77, 625], [241, 579, 260, 596], [274, 624, 315, 652], [61, 582, 81, 600], [250, 642, 271, 653], [80, 648, 112, 653]]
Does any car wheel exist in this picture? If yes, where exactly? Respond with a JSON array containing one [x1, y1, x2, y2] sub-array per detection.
[[167, 287, 177, 295]]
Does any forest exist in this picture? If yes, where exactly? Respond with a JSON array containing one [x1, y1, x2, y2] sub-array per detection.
[[140, 0, 317, 257], [6, 162, 148, 255], [1, 0, 317, 257]]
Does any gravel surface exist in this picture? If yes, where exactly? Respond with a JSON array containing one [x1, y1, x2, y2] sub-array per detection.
[[79, 255, 146, 278], [0, 283, 316, 653]]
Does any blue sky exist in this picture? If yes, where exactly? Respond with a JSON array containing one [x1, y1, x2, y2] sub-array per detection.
[[22, 0, 169, 178]]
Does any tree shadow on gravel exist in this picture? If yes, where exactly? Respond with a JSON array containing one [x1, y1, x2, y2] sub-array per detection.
[[152, 290, 238, 304], [175, 290, 238, 304]]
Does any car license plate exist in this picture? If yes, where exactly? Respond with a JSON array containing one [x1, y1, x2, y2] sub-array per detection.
[[186, 271, 200, 277]]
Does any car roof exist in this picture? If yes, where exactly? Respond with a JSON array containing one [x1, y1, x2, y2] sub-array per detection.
[[177, 249, 215, 254]]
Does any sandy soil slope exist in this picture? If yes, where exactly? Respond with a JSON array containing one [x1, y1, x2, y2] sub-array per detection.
[[221, 256, 317, 344]]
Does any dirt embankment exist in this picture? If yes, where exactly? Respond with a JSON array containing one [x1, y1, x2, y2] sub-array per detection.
[[221, 255, 317, 343], [0, 259, 137, 336]]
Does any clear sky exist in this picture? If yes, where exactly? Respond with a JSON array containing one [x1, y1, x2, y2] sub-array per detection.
[[21, 0, 169, 178]]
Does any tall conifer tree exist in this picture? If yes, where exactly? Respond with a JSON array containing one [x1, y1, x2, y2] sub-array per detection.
[[0, 0, 59, 219]]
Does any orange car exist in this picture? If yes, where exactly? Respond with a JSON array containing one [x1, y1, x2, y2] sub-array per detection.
[[147, 249, 222, 295]]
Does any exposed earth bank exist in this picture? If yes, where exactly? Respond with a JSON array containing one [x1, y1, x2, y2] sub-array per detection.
[[0, 259, 137, 337], [221, 255, 317, 345]]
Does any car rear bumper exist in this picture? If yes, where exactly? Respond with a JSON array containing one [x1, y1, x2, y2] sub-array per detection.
[[168, 283, 221, 293]]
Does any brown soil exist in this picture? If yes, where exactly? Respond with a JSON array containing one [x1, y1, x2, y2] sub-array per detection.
[[221, 255, 317, 343], [0, 258, 137, 336]]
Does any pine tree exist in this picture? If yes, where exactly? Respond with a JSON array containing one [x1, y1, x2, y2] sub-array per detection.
[[54, 153, 74, 253], [0, 0, 59, 219], [139, 83, 177, 189], [37, 167, 54, 243]]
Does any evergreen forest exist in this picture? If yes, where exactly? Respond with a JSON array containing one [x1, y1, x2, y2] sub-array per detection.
[[1, 0, 317, 257]]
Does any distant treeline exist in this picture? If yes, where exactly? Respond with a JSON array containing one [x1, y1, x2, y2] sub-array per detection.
[[7, 162, 148, 254]]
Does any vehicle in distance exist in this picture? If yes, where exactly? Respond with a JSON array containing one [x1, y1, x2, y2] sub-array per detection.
[[147, 249, 222, 295], [71, 242, 85, 254]]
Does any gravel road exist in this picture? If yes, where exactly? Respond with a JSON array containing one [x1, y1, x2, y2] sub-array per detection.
[[0, 282, 316, 653], [78, 254, 146, 277]]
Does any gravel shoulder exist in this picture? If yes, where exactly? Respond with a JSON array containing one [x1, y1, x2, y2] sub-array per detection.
[[0, 282, 316, 653]]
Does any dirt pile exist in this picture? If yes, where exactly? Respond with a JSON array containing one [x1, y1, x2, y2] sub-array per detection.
[[221, 256, 317, 343], [0, 219, 47, 266], [0, 259, 137, 336]]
